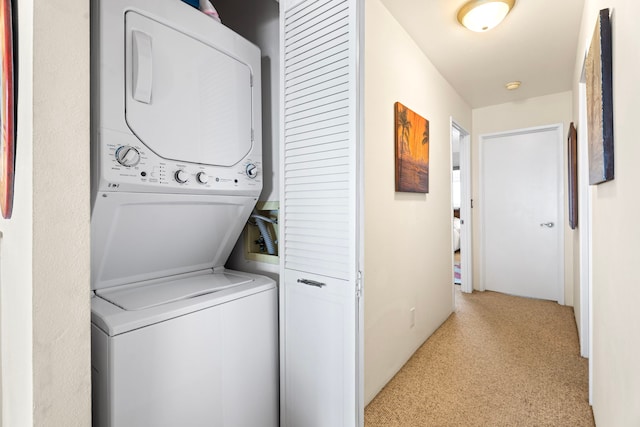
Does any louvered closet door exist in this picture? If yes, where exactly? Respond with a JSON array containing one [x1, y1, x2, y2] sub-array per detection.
[[280, 0, 362, 426]]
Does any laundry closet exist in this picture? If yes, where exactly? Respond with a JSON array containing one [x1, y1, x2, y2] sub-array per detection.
[[90, 0, 363, 425], [221, 2, 364, 423]]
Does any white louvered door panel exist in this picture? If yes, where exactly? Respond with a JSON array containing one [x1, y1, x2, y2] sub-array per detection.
[[283, 0, 353, 280], [280, 0, 362, 426]]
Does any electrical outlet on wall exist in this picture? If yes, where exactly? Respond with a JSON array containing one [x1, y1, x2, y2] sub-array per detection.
[[409, 307, 415, 328]]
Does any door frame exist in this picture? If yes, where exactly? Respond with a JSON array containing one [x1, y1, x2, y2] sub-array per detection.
[[450, 119, 473, 295], [478, 124, 565, 304], [356, 0, 365, 421]]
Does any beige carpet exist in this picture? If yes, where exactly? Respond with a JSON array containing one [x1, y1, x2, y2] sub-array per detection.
[[365, 289, 594, 426]]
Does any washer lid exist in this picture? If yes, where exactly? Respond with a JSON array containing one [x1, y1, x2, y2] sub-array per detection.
[[91, 192, 255, 291], [96, 272, 253, 311], [124, 11, 255, 167], [91, 271, 276, 336]]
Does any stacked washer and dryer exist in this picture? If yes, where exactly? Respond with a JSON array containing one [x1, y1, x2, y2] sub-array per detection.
[[90, 0, 278, 425]]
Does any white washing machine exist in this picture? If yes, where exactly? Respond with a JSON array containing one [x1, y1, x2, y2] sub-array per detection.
[[90, 1, 277, 426]]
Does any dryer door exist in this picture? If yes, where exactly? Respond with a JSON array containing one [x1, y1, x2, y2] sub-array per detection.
[[124, 11, 255, 167]]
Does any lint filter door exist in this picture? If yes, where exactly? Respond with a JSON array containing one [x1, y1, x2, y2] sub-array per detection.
[[124, 11, 254, 167]]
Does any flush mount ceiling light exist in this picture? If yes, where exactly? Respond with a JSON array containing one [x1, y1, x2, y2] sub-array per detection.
[[457, 0, 516, 32], [505, 81, 521, 90]]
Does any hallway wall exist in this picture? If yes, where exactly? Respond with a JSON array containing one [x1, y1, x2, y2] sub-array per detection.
[[471, 91, 574, 305], [574, 2, 640, 425], [364, 0, 472, 405], [0, 0, 92, 425], [31, 1, 92, 424]]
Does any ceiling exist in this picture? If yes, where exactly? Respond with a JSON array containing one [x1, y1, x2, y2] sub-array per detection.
[[378, 0, 585, 108]]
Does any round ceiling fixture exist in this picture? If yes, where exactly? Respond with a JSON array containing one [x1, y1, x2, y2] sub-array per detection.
[[457, 0, 516, 32], [505, 81, 521, 90]]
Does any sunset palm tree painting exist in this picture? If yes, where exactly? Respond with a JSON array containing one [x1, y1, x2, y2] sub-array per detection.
[[395, 102, 429, 193]]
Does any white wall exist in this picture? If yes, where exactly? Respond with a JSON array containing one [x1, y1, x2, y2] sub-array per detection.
[[0, 1, 34, 424], [0, 0, 92, 425], [219, 0, 281, 280], [573, 2, 640, 425], [31, 1, 92, 424], [471, 91, 574, 305], [364, 0, 472, 405], [452, 127, 460, 169]]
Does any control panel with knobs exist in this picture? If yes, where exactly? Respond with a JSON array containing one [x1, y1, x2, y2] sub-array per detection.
[[115, 146, 141, 167], [102, 137, 262, 193], [196, 172, 209, 184], [174, 169, 189, 184], [245, 163, 258, 179]]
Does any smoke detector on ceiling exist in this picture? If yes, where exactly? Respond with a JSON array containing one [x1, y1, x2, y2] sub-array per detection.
[[505, 81, 521, 90]]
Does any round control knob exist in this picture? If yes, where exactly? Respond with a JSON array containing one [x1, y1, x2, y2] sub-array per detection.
[[245, 163, 258, 179], [115, 146, 141, 167], [196, 172, 209, 184], [174, 170, 189, 184]]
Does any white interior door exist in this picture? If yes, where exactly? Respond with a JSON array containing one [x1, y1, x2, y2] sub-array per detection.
[[280, 0, 363, 426], [480, 125, 564, 302]]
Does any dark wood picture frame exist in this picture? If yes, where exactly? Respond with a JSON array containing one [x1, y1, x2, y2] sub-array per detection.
[[394, 102, 429, 193], [0, 0, 15, 219], [568, 122, 578, 229], [586, 8, 614, 185]]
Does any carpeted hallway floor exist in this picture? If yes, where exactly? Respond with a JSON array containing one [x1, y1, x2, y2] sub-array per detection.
[[365, 289, 595, 426]]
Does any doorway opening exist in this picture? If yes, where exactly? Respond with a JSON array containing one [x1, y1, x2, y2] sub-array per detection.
[[451, 119, 472, 298]]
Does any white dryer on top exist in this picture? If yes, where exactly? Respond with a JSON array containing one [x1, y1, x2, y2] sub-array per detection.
[[92, 0, 262, 198]]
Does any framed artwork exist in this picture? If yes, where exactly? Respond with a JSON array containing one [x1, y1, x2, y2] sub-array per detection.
[[585, 8, 614, 185], [568, 122, 578, 230], [394, 102, 429, 193], [0, 0, 15, 219]]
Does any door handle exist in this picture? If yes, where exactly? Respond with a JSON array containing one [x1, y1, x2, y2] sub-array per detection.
[[540, 222, 555, 228], [132, 30, 152, 104], [297, 278, 326, 288]]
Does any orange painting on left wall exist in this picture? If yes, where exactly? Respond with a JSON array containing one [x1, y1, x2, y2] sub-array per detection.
[[394, 102, 429, 193]]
